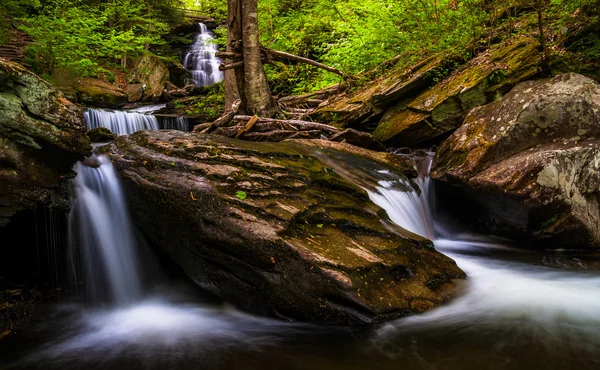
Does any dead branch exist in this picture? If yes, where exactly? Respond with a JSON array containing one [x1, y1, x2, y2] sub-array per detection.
[[262, 48, 349, 78], [219, 61, 244, 71], [193, 99, 241, 133], [235, 115, 259, 139]]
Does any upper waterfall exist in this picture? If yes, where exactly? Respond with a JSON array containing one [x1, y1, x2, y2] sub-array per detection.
[[183, 23, 223, 86]]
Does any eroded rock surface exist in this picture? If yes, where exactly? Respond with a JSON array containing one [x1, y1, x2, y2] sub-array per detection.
[[99, 130, 465, 324], [0, 58, 91, 227], [432, 73, 600, 249]]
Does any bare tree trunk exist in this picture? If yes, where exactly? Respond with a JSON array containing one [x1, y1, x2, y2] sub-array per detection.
[[240, 0, 276, 116], [225, 0, 243, 111], [535, 0, 551, 73]]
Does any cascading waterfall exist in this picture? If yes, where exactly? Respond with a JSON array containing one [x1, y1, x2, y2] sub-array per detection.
[[367, 153, 600, 357], [183, 23, 223, 86], [69, 155, 142, 304], [84, 108, 189, 135], [84, 109, 159, 136], [159, 116, 189, 131]]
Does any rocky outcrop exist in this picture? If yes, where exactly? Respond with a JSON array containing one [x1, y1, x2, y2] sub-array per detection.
[[0, 58, 91, 227], [311, 38, 542, 148], [432, 73, 600, 249], [128, 55, 170, 101], [74, 78, 128, 108], [99, 130, 465, 324], [372, 37, 541, 147], [166, 60, 192, 88], [311, 54, 460, 130]]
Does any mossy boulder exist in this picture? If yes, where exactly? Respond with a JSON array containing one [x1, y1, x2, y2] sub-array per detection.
[[311, 54, 461, 130], [99, 130, 465, 324], [0, 58, 91, 227], [373, 37, 542, 147], [74, 78, 128, 108], [432, 73, 600, 249], [128, 55, 170, 101]]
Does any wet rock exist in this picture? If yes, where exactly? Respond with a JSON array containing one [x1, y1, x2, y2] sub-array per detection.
[[86, 127, 117, 143], [74, 78, 128, 108], [99, 130, 465, 324], [0, 58, 91, 227], [373, 37, 541, 147], [432, 73, 600, 249]]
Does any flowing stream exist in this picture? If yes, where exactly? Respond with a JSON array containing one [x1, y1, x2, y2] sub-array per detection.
[[2, 154, 600, 370], [183, 23, 223, 86]]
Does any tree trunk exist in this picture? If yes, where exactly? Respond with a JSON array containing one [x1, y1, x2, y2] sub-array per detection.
[[535, 0, 550, 73], [225, 0, 243, 111], [240, 0, 276, 116]]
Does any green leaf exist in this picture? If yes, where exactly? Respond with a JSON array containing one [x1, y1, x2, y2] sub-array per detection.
[[236, 191, 247, 200], [317, 224, 324, 228]]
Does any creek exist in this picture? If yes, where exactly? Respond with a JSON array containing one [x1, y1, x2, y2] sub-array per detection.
[[1, 150, 599, 370]]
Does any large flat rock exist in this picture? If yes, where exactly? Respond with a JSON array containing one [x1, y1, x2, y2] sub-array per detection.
[[99, 131, 465, 324]]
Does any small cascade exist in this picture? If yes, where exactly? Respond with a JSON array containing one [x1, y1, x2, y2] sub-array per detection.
[[159, 116, 189, 131], [183, 23, 223, 86], [69, 155, 142, 304], [84, 108, 190, 136], [84, 109, 159, 135], [367, 155, 435, 239]]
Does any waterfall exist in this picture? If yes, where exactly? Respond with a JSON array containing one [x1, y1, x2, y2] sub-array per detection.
[[367, 155, 435, 239], [159, 116, 189, 131], [84, 108, 189, 135], [84, 109, 159, 135], [183, 23, 223, 86], [70, 155, 142, 304]]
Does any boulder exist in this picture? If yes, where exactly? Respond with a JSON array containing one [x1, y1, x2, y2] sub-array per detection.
[[128, 55, 170, 101], [311, 54, 460, 129], [0, 58, 91, 227], [373, 37, 542, 147], [166, 60, 192, 88], [124, 83, 144, 103], [74, 78, 128, 108], [99, 130, 465, 324], [86, 127, 117, 142], [432, 73, 600, 249]]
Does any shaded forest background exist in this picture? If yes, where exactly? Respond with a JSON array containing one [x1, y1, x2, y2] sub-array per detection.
[[0, 0, 598, 95]]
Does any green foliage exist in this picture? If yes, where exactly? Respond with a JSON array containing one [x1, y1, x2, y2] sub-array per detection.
[[185, 82, 225, 119], [235, 191, 247, 200], [258, 0, 488, 94], [17, 0, 180, 78]]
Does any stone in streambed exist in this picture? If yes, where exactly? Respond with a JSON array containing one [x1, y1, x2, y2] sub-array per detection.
[[99, 130, 465, 324], [432, 73, 600, 249]]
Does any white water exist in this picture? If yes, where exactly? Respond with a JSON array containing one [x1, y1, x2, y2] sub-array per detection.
[[367, 156, 600, 354], [84, 108, 189, 136], [183, 23, 223, 86], [160, 116, 189, 131], [84, 109, 159, 135], [70, 156, 142, 304]]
